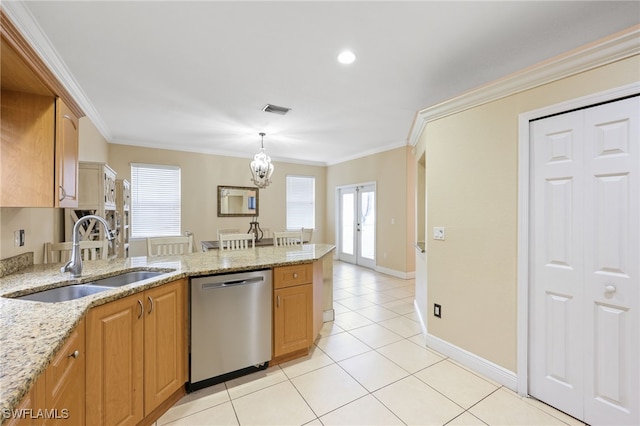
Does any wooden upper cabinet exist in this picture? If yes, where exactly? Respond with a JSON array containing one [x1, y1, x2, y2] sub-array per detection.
[[55, 98, 79, 208], [0, 10, 83, 208], [0, 90, 56, 207]]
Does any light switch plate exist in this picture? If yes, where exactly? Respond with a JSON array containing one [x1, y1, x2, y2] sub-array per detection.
[[433, 226, 445, 240]]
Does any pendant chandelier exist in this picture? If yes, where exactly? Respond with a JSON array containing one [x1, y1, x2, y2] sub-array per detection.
[[250, 132, 274, 188]]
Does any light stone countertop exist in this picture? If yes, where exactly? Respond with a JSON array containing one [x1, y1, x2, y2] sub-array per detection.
[[0, 244, 335, 420]]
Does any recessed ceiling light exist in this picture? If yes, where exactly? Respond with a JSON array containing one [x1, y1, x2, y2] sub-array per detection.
[[337, 50, 356, 65]]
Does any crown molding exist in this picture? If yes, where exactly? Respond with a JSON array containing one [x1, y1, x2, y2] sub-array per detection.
[[326, 140, 408, 166], [408, 25, 640, 146], [109, 138, 328, 167], [2, 1, 113, 140]]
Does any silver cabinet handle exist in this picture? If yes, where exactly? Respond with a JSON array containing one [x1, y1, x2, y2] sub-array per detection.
[[59, 185, 67, 201], [137, 300, 143, 318], [293, 273, 298, 278], [147, 296, 153, 314], [68, 350, 79, 359], [277, 295, 281, 308]]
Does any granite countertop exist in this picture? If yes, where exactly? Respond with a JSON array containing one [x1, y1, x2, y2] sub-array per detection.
[[0, 244, 335, 419]]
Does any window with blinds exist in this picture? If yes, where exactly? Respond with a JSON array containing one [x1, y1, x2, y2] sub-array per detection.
[[130, 163, 181, 238], [286, 175, 315, 229]]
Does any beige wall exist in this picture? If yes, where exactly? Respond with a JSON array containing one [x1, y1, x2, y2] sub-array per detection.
[[1, 117, 411, 268], [0, 118, 109, 263], [413, 55, 640, 372], [326, 146, 415, 275], [107, 144, 327, 256], [78, 116, 109, 162]]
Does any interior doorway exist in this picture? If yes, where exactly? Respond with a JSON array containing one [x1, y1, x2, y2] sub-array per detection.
[[337, 183, 376, 269]]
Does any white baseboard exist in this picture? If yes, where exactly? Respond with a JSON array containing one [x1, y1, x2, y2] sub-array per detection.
[[424, 333, 518, 391], [375, 265, 415, 280]]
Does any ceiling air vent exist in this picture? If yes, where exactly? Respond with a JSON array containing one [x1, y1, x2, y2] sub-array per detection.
[[262, 104, 291, 115]]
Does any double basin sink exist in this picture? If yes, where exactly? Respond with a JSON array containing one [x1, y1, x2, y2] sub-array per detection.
[[11, 271, 170, 303]]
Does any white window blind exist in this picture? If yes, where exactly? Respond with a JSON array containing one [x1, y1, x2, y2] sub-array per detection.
[[286, 175, 315, 229], [130, 163, 181, 238]]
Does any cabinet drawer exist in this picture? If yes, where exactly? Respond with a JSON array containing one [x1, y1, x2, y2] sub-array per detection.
[[273, 263, 312, 289]]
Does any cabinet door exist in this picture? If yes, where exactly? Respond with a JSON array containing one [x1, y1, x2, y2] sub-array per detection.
[[55, 98, 78, 208], [42, 319, 85, 426], [273, 284, 313, 358], [7, 320, 84, 426], [0, 91, 55, 207], [6, 370, 46, 426], [86, 294, 144, 426], [144, 279, 186, 414]]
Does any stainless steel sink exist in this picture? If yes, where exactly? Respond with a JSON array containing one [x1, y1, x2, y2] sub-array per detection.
[[9, 270, 171, 303], [14, 284, 112, 303], [85, 271, 167, 287]]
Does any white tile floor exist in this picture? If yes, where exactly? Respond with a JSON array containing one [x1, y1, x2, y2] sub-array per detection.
[[157, 261, 584, 426]]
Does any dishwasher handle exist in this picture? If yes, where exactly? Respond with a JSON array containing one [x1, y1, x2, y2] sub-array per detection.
[[201, 276, 264, 290]]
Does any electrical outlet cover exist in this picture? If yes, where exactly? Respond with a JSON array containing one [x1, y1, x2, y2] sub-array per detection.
[[433, 227, 445, 240]]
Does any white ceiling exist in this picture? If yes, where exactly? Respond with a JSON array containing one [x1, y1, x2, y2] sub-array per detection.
[[9, 1, 640, 165]]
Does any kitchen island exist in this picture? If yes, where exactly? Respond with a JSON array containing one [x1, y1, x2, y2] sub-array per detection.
[[0, 243, 334, 423]]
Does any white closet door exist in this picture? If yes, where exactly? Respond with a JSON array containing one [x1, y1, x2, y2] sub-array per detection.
[[530, 110, 585, 420], [530, 96, 639, 425], [582, 97, 639, 426]]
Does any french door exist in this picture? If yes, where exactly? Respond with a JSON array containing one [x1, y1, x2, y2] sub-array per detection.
[[337, 183, 376, 269], [529, 96, 639, 425]]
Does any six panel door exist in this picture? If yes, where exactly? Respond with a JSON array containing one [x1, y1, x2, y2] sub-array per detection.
[[529, 96, 639, 425]]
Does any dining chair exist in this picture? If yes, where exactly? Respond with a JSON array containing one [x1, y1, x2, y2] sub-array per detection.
[[273, 230, 303, 247], [301, 228, 313, 243], [147, 235, 193, 256], [217, 228, 240, 241], [219, 233, 255, 250], [286, 227, 313, 243], [43, 240, 109, 264]]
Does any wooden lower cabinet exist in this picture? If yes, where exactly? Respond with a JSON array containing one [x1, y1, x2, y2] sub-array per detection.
[[143, 280, 186, 413], [7, 320, 85, 426], [273, 263, 315, 361], [86, 279, 186, 426], [43, 320, 85, 426], [273, 283, 313, 358], [86, 292, 144, 426]]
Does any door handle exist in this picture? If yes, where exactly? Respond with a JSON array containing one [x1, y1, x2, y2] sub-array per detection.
[[147, 296, 153, 314], [137, 300, 143, 318], [604, 284, 617, 294]]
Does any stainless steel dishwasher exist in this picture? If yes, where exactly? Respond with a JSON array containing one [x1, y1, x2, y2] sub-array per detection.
[[189, 269, 272, 391]]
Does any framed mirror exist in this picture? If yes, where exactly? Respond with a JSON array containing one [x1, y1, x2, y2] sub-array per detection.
[[217, 186, 259, 217]]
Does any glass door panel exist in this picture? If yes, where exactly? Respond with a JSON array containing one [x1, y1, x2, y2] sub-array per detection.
[[338, 184, 375, 268]]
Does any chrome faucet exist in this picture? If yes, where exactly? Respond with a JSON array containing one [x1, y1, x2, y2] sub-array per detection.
[[62, 215, 115, 278]]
